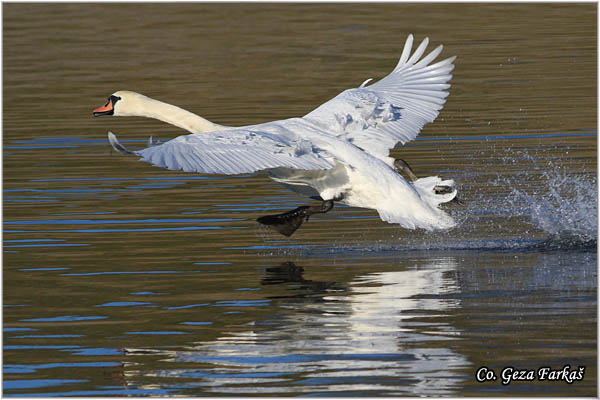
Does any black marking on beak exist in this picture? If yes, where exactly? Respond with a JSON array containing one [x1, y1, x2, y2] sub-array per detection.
[[93, 95, 121, 117]]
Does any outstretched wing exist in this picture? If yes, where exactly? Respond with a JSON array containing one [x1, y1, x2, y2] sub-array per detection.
[[109, 35, 453, 175], [110, 122, 335, 175], [302, 34, 456, 160]]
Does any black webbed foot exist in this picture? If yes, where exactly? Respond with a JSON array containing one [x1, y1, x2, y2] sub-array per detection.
[[434, 185, 464, 205], [433, 185, 454, 195], [257, 200, 334, 237], [257, 206, 311, 236]]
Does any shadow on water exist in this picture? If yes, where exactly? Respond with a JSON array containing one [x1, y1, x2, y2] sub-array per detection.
[[260, 261, 346, 297]]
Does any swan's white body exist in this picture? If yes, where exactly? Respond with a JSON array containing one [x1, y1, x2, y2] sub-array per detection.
[[101, 34, 458, 231]]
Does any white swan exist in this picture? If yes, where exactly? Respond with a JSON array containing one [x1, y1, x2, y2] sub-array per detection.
[[94, 34, 458, 236]]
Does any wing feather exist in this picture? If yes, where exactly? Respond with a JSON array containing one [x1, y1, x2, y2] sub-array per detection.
[[396, 34, 414, 67], [303, 34, 455, 160], [130, 126, 335, 175], [406, 37, 429, 65], [112, 35, 454, 176], [413, 44, 443, 69]]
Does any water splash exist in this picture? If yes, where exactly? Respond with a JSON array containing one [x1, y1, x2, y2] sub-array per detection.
[[494, 152, 597, 249], [246, 148, 596, 255], [321, 149, 597, 255]]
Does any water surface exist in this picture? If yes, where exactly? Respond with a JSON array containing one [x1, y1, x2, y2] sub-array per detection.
[[3, 3, 597, 397]]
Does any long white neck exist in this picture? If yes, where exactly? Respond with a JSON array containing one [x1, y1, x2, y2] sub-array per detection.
[[117, 91, 228, 133]]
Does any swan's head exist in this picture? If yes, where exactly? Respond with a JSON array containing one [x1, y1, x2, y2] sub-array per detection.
[[93, 90, 147, 117]]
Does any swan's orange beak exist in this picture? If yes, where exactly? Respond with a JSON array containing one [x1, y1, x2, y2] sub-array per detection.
[[93, 98, 114, 116]]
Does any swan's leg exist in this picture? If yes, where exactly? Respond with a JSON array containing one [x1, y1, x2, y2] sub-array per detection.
[[393, 159, 418, 181], [257, 200, 334, 237], [394, 158, 458, 198]]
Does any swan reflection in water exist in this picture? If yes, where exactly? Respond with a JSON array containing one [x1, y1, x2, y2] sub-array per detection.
[[123, 258, 469, 396]]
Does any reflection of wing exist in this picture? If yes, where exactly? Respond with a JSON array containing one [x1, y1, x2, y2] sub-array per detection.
[[303, 34, 455, 160], [131, 123, 336, 175]]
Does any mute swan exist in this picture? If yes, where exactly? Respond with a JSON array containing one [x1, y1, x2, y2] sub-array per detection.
[[94, 34, 458, 236]]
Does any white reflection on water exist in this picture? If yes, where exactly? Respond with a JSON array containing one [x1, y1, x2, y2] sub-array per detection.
[[124, 257, 469, 395]]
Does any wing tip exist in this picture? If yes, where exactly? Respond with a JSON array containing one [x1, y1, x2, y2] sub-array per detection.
[[108, 131, 133, 155], [397, 34, 434, 70]]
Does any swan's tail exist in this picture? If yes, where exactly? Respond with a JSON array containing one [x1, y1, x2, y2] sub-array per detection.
[[373, 175, 457, 231], [377, 200, 456, 231], [108, 131, 134, 155]]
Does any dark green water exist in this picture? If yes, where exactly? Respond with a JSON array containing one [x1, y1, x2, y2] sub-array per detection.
[[3, 3, 597, 396]]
